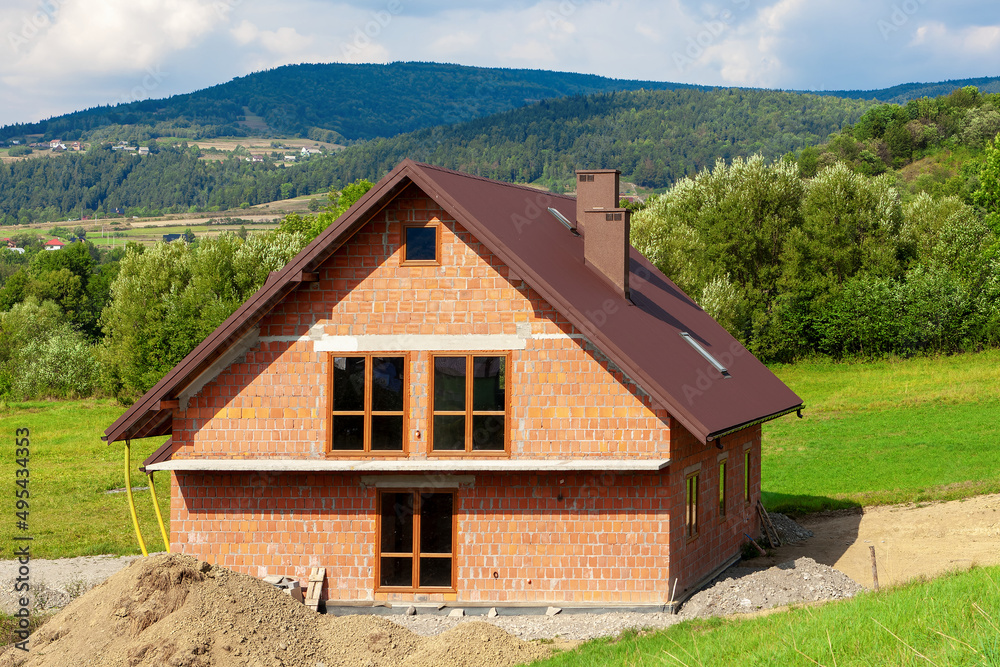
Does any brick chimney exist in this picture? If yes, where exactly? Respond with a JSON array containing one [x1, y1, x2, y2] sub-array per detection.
[[575, 169, 620, 235], [576, 169, 629, 298]]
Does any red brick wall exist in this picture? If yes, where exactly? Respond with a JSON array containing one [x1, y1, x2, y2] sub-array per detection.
[[171, 184, 671, 461], [667, 423, 761, 597], [164, 183, 761, 605], [171, 471, 674, 604]]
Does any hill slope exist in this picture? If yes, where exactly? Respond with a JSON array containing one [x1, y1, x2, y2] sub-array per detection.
[[814, 75, 1000, 104], [0, 62, 705, 143], [0, 87, 873, 222]]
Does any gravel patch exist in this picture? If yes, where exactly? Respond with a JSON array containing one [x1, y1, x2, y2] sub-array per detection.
[[0, 554, 144, 614], [679, 557, 864, 618], [770, 512, 815, 544]]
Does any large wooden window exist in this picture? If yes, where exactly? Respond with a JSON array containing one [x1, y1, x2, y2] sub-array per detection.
[[430, 353, 509, 454], [377, 490, 456, 591], [685, 472, 699, 539], [328, 354, 407, 453]]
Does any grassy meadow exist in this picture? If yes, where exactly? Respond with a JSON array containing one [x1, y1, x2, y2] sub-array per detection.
[[529, 565, 1000, 666], [0, 399, 169, 559], [762, 350, 1000, 514]]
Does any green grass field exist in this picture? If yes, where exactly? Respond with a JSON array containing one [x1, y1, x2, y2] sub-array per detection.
[[0, 399, 169, 559], [529, 565, 1000, 666], [85, 221, 280, 247], [762, 351, 1000, 514]]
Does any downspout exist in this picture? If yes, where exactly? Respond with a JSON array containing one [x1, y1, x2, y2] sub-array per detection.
[[124, 439, 148, 557], [147, 471, 171, 553]]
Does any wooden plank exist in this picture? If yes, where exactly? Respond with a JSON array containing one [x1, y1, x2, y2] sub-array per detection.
[[756, 500, 781, 548], [306, 567, 325, 610]]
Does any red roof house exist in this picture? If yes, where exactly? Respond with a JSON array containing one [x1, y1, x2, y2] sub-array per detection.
[[44, 238, 65, 250], [105, 160, 802, 612]]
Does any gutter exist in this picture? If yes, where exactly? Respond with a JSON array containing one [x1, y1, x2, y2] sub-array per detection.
[[705, 404, 804, 443]]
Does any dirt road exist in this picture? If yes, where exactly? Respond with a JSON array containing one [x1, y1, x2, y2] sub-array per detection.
[[761, 493, 1000, 589]]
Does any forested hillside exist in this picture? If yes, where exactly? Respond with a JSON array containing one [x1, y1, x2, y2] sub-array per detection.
[[816, 75, 1000, 105], [633, 86, 1000, 362], [322, 87, 871, 189], [0, 87, 872, 224], [0, 62, 704, 143]]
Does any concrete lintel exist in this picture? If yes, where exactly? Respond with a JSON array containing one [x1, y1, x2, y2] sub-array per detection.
[[314, 334, 527, 352], [359, 475, 476, 488], [144, 458, 671, 473]]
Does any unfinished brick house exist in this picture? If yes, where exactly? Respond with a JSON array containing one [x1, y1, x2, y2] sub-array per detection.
[[105, 160, 802, 611]]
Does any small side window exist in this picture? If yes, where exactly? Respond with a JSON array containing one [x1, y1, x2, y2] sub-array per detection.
[[744, 448, 752, 503], [685, 473, 699, 539], [719, 460, 727, 519]]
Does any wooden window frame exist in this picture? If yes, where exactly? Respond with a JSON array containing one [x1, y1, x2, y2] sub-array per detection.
[[718, 458, 727, 520], [428, 352, 511, 457], [375, 489, 458, 593], [401, 220, 441, 266], [685, 472, 699, 540], [326, 352, 410, 456]]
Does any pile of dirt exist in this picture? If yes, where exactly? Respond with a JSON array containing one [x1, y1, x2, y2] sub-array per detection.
[[679, 557, 864, 617], [0, 554, 552, 667], [769, 512, 815, 544]]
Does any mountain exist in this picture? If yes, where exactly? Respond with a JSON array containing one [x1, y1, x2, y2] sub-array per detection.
[[0, 86, 873, 223], [812, 75, 1000, 105], [305, 87, 873, 190], [0, 62, 706, 143]]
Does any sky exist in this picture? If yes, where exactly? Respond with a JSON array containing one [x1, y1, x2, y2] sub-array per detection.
[[1, 0, 999, 127]]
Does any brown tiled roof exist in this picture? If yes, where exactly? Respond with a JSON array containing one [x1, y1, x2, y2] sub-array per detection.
[[105, 160, 801, 449]]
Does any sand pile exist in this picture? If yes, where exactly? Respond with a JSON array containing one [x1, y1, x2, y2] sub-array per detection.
[[0, 554, 552, 667]]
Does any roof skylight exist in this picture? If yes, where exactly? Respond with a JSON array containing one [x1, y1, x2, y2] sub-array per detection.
[[548, 207, 580, 235], [680, 332, 731, 378]]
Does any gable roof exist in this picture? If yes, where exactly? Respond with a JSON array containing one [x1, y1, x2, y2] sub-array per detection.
[[105, 160, 801, 447]]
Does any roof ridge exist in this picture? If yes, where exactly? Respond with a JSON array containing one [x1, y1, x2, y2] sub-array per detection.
[[409, 161, 576, 201]]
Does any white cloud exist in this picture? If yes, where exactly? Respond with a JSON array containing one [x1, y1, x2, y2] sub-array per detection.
[[5, 0, 222, 80], [2, 0, 1000, 126]]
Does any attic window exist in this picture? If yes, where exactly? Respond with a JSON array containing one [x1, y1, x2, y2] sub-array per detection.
[[579, 174, 594, 182], [547, 207, 579, 235], [402, 222, 440, 265], [680, 332, 731, 378]]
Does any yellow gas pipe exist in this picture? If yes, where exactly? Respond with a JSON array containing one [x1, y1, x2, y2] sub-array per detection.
[[124, 439, 148, 557], [147, 471, 171, 553]]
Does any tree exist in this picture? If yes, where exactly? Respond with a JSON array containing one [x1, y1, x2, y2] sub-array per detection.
[[973, 132, 1000, 233], [632, 155, 804, 338], [784, 162, 905, 290], [100, 231, 306, 403]]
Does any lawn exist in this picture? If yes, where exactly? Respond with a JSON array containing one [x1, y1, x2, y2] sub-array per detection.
[[762, 351, 1000, 514], [528, 565, 1000, 666], [0, 399, 169, 559]]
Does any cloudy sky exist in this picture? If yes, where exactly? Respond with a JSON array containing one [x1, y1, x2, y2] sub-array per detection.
[[1, 0, 998, 126]]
